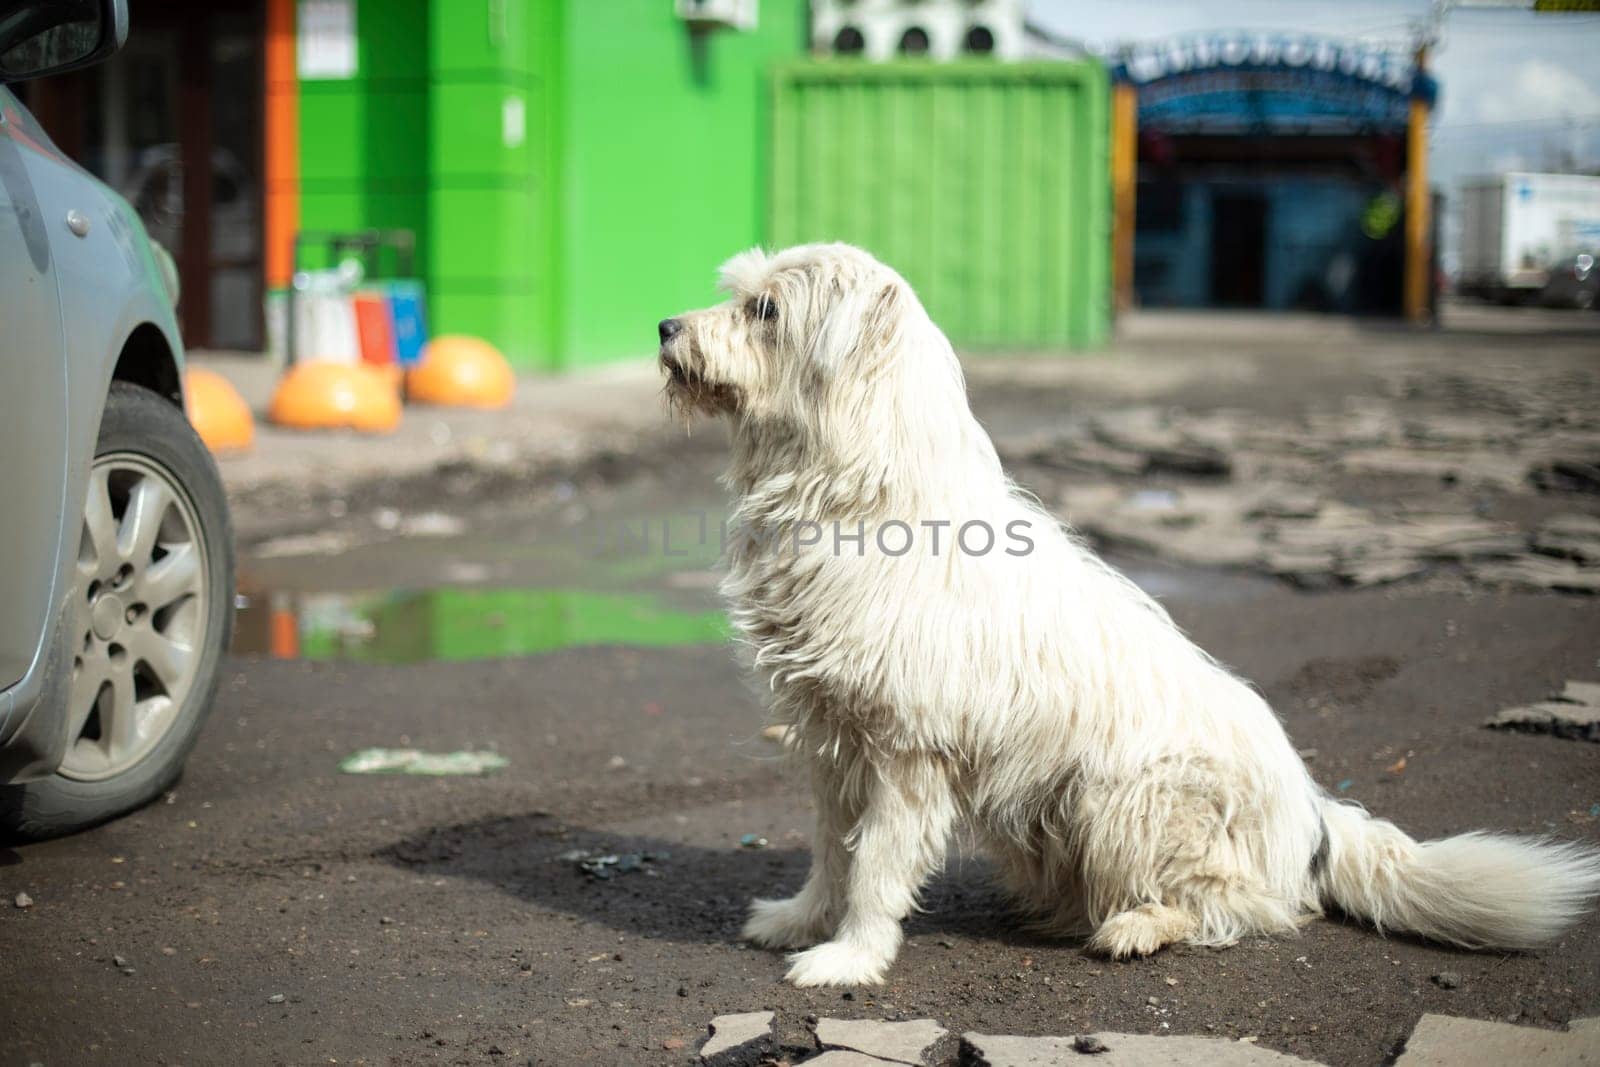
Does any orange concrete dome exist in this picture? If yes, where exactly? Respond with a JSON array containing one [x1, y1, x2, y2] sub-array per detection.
[[267, 361, 402, 433], [184, 367, 256, 452], [405, 335, 515, 409]]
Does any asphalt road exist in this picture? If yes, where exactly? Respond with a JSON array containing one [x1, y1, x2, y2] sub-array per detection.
[[3, 574, 1597, 1067], [4, 306, 1599, 1066]]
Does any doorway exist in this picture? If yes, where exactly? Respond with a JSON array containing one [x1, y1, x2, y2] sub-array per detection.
[[18, 0, 265, 349], [1208, 192, 1269, 307]]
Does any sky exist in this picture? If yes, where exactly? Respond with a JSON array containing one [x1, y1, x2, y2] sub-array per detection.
[[1028, 0, 1600, 191]]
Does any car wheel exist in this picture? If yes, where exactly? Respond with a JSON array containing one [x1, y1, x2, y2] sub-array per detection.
[[0, 382, 233, 842]]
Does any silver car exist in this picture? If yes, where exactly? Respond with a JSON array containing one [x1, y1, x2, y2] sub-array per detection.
[[0, 0, 233, 839]]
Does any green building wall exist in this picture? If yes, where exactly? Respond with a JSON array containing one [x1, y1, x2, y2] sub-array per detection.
[[296, 0, 805, 371], [296, 0, 430, 279], [427, 0, 563, 368], [292, 4, 1107, 369], [553, 0, 807, 366]]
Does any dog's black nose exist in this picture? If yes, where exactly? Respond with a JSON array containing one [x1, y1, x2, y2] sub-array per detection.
[[658, 318, 683, 344]]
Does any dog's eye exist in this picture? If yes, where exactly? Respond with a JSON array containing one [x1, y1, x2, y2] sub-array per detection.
[[750, 296, 778, 323]]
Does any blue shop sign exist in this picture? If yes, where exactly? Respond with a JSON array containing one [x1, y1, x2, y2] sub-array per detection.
[[1113, 34, 1437, 135]]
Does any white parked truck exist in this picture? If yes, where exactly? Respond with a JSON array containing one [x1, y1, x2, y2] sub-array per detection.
[[1458, 172, 1600, 302]]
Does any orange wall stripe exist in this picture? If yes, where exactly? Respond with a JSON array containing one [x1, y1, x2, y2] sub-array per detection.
[[1404, 94, 1431, 324], [264, 0, 298, 289], [1110, 82, 1138, 315]]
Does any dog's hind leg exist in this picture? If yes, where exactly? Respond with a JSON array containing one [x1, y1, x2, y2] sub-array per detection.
[[783, 754, 957, 987], [744, 760, 859, 949], [1078, 757, 1306, 958]]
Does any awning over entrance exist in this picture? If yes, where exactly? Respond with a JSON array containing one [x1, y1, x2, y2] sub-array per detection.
[[1112, 33, 1436, 136]]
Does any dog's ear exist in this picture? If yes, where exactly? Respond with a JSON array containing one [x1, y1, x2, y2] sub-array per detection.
[[810, 280, 906, 379], [853, 282, 908, 378]]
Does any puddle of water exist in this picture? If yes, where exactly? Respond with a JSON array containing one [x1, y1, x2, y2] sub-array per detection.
[[232, 469, 1271, 666], [232, 587, 729, 663], [242, 502, 733, 603]]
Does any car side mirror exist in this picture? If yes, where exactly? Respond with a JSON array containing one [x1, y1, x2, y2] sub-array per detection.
[[0, 0, 127, 84]]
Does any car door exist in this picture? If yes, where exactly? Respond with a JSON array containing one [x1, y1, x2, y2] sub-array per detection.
[[0, 88, 70, 690]]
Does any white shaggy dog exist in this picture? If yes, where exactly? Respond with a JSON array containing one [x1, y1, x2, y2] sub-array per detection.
[[657, 242, 1600, 989]]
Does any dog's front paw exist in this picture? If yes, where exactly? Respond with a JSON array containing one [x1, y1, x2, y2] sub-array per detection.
[[1087, 904, 1197, 960], [783, 940, 891, 988], [743, 895, 831, 950]]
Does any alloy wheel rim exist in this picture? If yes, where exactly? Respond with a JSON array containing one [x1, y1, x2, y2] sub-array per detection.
[[59, 452, 210, 781]]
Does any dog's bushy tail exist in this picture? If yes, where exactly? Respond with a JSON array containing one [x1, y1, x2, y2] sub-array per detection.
[[1316, 799, 1600, 950]]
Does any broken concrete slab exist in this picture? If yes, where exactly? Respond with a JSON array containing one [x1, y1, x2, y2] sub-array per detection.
[[961, 1034, 1080, 1067], [1244, 487, 1323, 520], [699, 1010, 775, 1065], [1402, 412, 1524, 449], [1391, 518, 1525, 560], [1471, 556, 1600, 594], [1342, 447, 1479, 482], [1533, 514, 1600, 564], [1068, 480, 1531, 588], [1560, 681, 1600, 705], [1091, 407, 1187, 454], [1485, 680, 1600, 742], [962, 1030, 1327, 1066], [815, 1017, 946, 1065], [1026, 436, 1148, 477], [1062, 484, 1273, 568], [1145, 444, 1232, 478], [1392, 1013, 1600, 1066], [1023, 398, 1598, 595], [807, 1051, 904, 1066], [1024, 408, 1237, 479], [1336, 555, 1433, 587], [1530, 454, 1600, 495], [1264, 551, 1344, 590]]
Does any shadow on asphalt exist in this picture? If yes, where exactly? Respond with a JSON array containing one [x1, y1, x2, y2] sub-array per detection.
[[377, 811, 1067, 951]]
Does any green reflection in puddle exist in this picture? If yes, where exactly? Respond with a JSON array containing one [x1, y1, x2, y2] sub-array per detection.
[[235, 587, 729, 663]]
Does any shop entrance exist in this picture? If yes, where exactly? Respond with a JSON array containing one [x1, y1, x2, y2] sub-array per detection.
[[1209, 192, 1269, 307], [17, 0, 265, 349]]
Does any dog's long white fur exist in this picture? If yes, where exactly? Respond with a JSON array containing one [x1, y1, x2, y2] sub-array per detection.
[[660, 242, 1600, 988]]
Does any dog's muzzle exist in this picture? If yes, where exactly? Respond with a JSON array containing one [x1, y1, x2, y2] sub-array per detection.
[[659, 351, 689, 386], [658, 318, 691, 386]]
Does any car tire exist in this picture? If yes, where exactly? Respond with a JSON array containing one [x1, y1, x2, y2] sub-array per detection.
[[0, 382, 233, 842]]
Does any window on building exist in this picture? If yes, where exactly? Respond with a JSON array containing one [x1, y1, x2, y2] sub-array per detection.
[[899, 26, 931, 55], [834, 26, 865, 55], [964, 25, 995, 54]]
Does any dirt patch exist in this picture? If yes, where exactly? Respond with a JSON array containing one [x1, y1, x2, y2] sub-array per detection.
[[1280, 655, 1403, 705]]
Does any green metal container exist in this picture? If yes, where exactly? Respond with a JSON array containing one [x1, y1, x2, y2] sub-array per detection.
[[296, 0, 430, 276], [297, 0, 805, 371], [769, 60, 1111, 350]]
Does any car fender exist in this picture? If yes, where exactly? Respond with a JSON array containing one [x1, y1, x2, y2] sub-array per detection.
[[0, 105, 184, 780]]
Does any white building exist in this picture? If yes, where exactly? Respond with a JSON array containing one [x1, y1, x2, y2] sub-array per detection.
[[810, 0, 1026, 61]]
